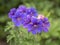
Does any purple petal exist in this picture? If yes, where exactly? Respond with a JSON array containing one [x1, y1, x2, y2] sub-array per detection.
[[43, 27, 48, 32], [44, 18, 48, 21], [27, 7, 38, 17], [31, 16, 37, 23], [37, 27, 42, 33], [31, 30, 37, 34]]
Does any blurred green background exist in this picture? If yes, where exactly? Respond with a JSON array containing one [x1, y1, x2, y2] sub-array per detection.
[[0, 0, 60, 45]]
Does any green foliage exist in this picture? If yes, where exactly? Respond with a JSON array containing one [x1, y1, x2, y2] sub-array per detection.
[[5, 22, 40, 45]]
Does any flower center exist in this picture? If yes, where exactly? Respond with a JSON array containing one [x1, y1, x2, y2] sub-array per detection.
[[17, 17, 21, 21], [34, 25, 37, 27]]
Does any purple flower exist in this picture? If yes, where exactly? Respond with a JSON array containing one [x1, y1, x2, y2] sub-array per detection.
[[26, 7, 38, 17], [24, 16, 42, 34], [8, 8, 16, 18], [38, 15, 50, 32], [41, 18, 50, 32], [11, 5, 27, 27], [12, 8, 26, 26], [12, 15, 24, 27]]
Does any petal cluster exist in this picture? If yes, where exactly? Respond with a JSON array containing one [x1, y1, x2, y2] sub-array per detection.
[[37, 15, 50, 32], [8, 5, 50, 34]]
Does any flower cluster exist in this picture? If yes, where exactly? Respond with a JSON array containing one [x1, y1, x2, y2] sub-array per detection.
[[8, 5, 50, 34]]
